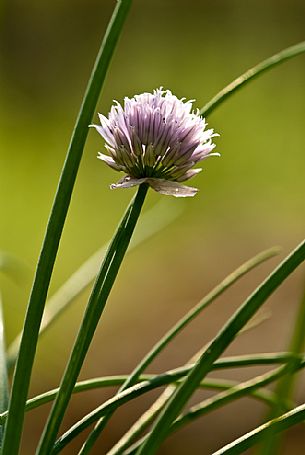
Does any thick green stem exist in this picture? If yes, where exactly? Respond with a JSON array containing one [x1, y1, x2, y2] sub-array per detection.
[[1, 2, 132, 454]]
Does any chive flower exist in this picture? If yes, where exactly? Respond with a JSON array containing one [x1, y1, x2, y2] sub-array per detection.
[[91, 88, 219, 197]]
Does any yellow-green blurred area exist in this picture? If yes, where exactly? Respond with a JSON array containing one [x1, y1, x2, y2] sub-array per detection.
[[1, 0, 305, 453]]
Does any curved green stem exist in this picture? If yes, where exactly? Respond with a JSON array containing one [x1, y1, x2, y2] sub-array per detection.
[[50, 364, 281, 455], [54, 357, 305, 455], [200, 41, 305, 117], [259, 282, 305, 455], [78, 247, 279, 454], [212, 402, 305, 455], [0, 352, 298, 425], [136, 240, 305, 455], [1, 1, 133, 454], [124, 364, 294, 455]]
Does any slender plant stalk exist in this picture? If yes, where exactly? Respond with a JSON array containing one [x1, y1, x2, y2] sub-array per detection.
[[212, 402, 305, 455], [124, 364, 294, 455], [113, 229, 276, 454], [0, 373, 274, 426], [200, 41, 305, 117], [1, 1, 133, 454], [53, 357, 305, 455], [0, 294, 8, 445], [6, 200, 182, 372], [259, 282, 305, 455], [136, 240, 305, 455], [114, 325, 294, 455], [0, 352, 298, 426], [78, 247, 279, 453], [36, 183, 147, 454]]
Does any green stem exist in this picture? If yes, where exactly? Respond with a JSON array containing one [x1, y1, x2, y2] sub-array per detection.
[[1, 2, 132, 454], [0, 294, 8, 445], [52, 356, 305, 454], [259, 282, 305, 455], [136, 240, 305, 455], [36, 184, 148, 454], [0, 353, 298, 425], [79, 247, 279, 454], [212, 403, 305, 455], [125, 364, 294, 455], [111, 381, 276, 455], [52, 358, 303, 455], [200, 41, 305, 117]]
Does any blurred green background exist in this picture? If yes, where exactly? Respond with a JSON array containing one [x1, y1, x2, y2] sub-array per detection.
[[1, 0, 305, 453]]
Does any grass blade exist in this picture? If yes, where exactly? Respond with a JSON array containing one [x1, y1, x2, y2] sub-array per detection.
[[0, 353, 298, 425], [136, 239, 305, 455], [53, 356, 305, 455], [200, 41, 305, 117], [124, 364, 296, 455], [6, 200, 182, 372], [1, 1, 133, 454], [78, 247, 280, 454], [212, 403, 305, 455], [52, 358, 305, 455]]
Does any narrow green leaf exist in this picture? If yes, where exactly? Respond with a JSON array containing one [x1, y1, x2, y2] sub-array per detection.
[[1, 1, 133, 454], [200, 41, 305, 117], [0, 293, 8, 445], [78, 247, 280, 454], [6, 199, 182, 372], [136, 240, 305, 455], [212, 403, 305, 455]]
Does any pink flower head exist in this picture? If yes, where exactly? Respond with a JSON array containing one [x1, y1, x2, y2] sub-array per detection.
[[91, 88, 219, 197]]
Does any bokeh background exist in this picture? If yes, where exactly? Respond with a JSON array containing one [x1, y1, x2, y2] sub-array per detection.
[[1, 0, 305, 453]]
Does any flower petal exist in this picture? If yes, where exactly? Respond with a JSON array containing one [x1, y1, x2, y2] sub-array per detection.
[[110, 176, 148, 190], [97, 152, 125, 171], [176, 168, 202, 182], [147, 178, 198, 197]]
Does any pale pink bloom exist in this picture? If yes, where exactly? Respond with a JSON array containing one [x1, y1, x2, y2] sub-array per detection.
[[91, 88, 219, 197]]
